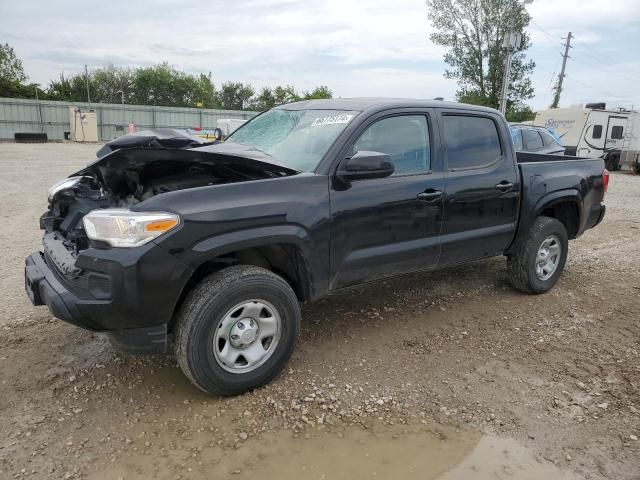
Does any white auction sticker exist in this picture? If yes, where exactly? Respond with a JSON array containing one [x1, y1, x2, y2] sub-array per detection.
[[311, 114, 354, 127]]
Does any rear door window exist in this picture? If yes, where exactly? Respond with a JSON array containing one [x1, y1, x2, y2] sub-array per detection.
[[522, 129, 544, 150], [442, 115, 502, 170]]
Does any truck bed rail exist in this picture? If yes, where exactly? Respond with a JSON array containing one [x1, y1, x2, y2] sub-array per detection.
[[516, 152, 594, 164]]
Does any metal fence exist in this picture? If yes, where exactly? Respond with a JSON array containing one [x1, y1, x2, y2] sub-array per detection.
[[0, 97, 258, 141]]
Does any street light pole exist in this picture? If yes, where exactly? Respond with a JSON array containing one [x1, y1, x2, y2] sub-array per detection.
[[116, 90, 125, 129], [499, 32, 522, 115], [84, 64, 91, 107]]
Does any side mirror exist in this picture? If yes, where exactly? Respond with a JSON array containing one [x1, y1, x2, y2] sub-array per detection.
[[336, 151, 394, 182]]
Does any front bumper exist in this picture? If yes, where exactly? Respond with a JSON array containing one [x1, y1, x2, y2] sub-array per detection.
[[25, 241, 193, 354], [25, 252, 88, 327]]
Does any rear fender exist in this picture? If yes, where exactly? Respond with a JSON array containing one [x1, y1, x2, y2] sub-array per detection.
[[506, 189, 582, 255], [533, 189, 582, 221]]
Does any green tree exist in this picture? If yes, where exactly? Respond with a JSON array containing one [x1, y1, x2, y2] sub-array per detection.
[[46, 73, 86, 101], [132, 63, 190, 106], [0, 43, 45, 99], [272, 85, 299, 105], [216, 82, 255, 110], [249, 85, 332, 111], [1, 47, 334, 112], [505, 104, 534, 122], [0, 43, 26, 90], [46, 64, 216, 107], [426, 0, 535, 113], [302, 85, 332, 100], [192, 73, 218, 108], [251, 87, 277, 111], [90, 64, 134, 104]]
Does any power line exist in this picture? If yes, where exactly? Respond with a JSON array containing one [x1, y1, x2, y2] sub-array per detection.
[[569, 54, 640, 84], [536, 64, 630, 101], [529, 19, 564, 56], [539, 60, 561, 107], [571, 41, 640, 78], [562, 75, 630, 100]]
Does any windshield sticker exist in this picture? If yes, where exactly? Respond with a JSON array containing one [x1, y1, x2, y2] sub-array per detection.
[[311, 114, 354, 127]]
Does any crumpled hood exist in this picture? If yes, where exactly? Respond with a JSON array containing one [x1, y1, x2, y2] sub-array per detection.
[[190, 141, 289, 167], [96, 128, 211, 157], [72, 146, 299, 201]]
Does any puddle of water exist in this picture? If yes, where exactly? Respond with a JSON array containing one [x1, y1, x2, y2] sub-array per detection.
[[86, 418, 581, 480], [88, 423, 478, 480], [439, 435, 582, 480], [84, 366, 580, 479]]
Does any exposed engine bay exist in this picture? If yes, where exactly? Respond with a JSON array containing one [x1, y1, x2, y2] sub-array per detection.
[[41, 146, 298, 258]]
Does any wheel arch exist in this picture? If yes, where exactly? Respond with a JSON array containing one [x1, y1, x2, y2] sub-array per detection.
[[169, 226, 317, 331], [533, 190, 582, 239]]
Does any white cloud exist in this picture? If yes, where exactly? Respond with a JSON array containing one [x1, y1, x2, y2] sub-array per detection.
[[1, 0, 639, 110], [527, 0, 640, 109]]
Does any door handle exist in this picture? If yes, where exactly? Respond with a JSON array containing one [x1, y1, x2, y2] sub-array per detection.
[[495, 181, 514, 193], [417, 190, 443, 202]]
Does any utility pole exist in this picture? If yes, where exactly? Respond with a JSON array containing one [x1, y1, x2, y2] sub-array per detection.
[[116, 90, 125, 128], [84, 64, 91, 107], [499, 31, 522, 115], [550, 32, 573, 108]]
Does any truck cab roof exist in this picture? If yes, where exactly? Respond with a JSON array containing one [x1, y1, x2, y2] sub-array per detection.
[[274, 98, 500, 115]]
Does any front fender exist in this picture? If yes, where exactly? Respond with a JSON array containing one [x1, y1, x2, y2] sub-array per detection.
[[192, 224, 311, 255], [189, 224, 328, 301]]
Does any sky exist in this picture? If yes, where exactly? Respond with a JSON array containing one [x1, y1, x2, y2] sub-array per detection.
[[2, 0, 640, 110]]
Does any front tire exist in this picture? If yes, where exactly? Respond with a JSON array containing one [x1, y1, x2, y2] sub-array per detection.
[[175, 265, 300, 396], [508, 216, 568, 294]]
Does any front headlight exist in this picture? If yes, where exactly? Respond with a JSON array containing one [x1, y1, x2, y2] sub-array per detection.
[[83, 209, 180, 248], [48, 176, 86, 201]]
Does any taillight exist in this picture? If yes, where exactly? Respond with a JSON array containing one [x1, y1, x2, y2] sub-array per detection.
[[602, 169, 610, 193]]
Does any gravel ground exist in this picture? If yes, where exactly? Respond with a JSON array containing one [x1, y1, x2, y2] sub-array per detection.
[[1, 143, 639, 479]]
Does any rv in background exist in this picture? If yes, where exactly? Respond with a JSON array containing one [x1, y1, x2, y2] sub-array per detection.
[[534, 104, 640, 172]]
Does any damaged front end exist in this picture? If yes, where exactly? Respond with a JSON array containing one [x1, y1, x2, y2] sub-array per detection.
[[26, 145, 298, 344], [40, 146, 298, 264]]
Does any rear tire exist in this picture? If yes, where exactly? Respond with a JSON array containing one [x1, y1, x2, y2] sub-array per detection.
[[605, 153, 621, 171], [175, 265, 300, 396], [507, 216, 568, 294]]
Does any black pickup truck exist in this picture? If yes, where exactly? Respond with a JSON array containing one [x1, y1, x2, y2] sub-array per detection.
[[25, 99, 608, 395]]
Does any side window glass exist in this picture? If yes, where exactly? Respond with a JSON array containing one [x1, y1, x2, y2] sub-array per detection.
[[541, 131, 558, 146], [592, 125, 603, 139], [353, 115, 430, 175], [522, 129, 543, 150], [510, 128, 523, 150], [611, 126, 624, 140], [442, 115, 502, 169]]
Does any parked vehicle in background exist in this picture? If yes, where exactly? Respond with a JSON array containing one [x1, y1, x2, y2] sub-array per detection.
[[25, 99, 608, 396], [534, 104, 640, 172], [216, 118, 247, 139], [510, 124, 565, 155]]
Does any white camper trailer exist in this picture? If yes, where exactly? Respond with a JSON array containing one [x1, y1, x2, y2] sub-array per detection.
[[534, 105, 640, 172]]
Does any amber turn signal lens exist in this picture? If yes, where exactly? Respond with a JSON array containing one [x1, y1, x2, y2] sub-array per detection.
[[145, 219, 179, 232]]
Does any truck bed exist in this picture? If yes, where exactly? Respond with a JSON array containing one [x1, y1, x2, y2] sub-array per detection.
[[513, 152, 606, 248]]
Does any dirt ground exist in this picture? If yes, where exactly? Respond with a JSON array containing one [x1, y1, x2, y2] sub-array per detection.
[[1, 142, 639, 480]]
